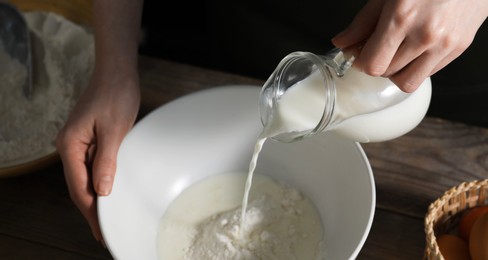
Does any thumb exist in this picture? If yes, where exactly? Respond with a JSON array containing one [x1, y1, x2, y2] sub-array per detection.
[[92, 129, 125, 196]]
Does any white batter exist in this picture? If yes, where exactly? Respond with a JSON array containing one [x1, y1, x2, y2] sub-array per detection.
[[157, 173, 325, 259]]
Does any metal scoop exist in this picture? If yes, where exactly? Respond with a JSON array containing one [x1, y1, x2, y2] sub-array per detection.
[[0, 2, 32, 98]]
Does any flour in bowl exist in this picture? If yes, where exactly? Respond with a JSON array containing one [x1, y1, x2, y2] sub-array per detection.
[[0, 11, 94, 167], [157, 173, 325, 259]]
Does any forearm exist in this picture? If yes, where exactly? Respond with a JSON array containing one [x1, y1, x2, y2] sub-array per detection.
[[93, 0, 143, 77]]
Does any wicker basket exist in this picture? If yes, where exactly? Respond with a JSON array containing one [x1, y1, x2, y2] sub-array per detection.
[[424, 179, 488, 259]]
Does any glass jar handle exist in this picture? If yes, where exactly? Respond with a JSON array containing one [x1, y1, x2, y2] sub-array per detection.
[[323, 48, 355, 77]]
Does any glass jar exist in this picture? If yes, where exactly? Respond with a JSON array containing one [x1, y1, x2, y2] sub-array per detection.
[[259, 48, 432, 143]]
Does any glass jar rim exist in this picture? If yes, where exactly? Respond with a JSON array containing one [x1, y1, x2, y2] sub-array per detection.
[[259, 51, 337, 142]]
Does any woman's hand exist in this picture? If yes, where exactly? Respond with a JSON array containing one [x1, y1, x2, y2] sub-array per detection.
[[56, 0, 143, 242], [56, 69, 140, 242], [332, 0, 488, 92]]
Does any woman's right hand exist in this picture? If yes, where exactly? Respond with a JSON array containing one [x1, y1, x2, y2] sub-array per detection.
[[332, 0, 488, 92]]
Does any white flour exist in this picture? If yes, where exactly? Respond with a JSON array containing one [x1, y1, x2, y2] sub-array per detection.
[[157, 173, 324, 260], [186, 191, 317, 260], [0, 12, 94, 167]]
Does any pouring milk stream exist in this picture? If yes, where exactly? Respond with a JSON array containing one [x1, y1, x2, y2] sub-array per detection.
[[240, 48, 432, 230]]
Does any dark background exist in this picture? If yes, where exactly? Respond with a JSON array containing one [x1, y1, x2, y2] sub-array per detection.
[[138, 0, 487, 128]]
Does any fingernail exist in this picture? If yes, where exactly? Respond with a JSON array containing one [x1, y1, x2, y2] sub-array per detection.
[[331, 30, 346, 42], [97, 176, 113, 196]]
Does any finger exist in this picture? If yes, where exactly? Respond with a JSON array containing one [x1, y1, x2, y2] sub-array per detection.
[[358, 1, 410, 76], [389, 51, 442, 92], [83, 143, 104, 241], [331, 0, 383, 48], [56, 134, 103, 241], [57, 137, 92, 209], [430, 47, 466, 76], [382, 38, 426, 77], [91, 126, 126, 197]]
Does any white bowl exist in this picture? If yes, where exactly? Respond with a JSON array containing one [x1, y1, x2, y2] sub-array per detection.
[[98, 85, 375, 260]]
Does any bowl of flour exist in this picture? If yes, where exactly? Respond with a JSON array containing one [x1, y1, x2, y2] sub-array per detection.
[[0, 3, 94, 177], [98, 86, 376, 260]]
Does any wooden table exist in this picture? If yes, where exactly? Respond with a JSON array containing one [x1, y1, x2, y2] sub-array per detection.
[[1, 56, 487, 259]]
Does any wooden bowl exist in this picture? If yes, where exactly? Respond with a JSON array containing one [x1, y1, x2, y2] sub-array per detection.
[[10, 0, 93, 26], [0, 0, 93, 178]]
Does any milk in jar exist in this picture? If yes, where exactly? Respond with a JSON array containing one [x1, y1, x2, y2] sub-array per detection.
[[259, 49, 432, 143]]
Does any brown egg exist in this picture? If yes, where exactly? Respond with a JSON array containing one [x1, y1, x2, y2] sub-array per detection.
[[459, 206, 488, 241], [437, 234, 471, 260], [469, 212, 488, 260]]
